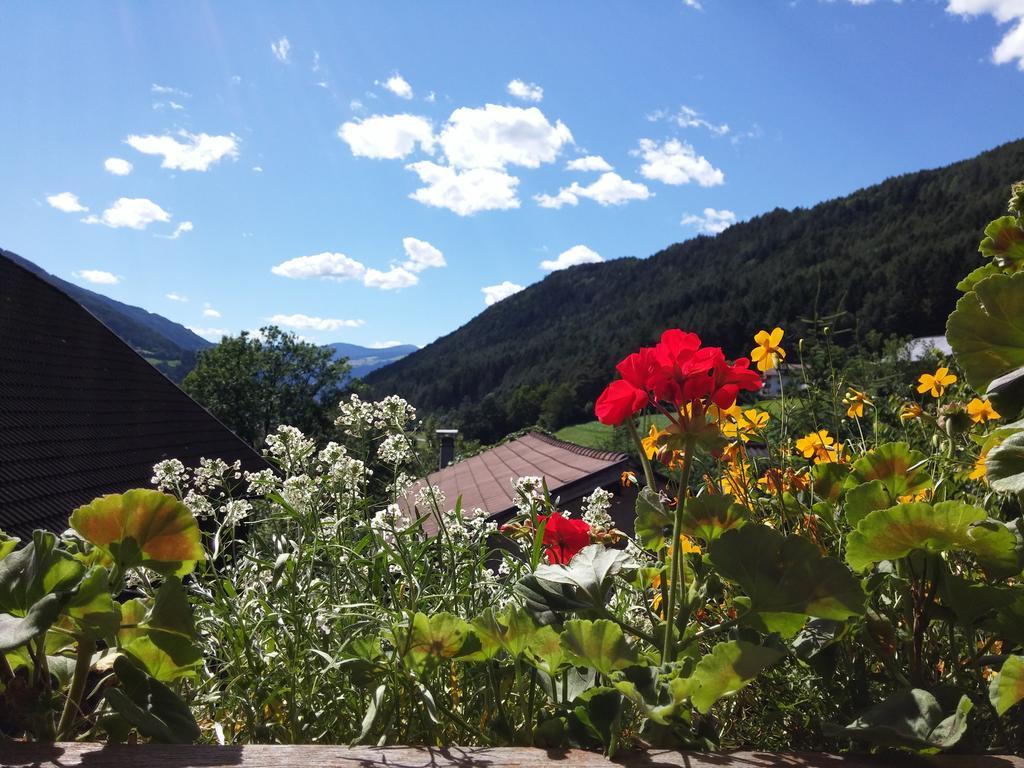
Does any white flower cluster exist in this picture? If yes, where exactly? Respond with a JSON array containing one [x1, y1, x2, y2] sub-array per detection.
[[265, 425, 316, 475], [335, 393, 417, 437], [512, 475, 546, 510], [152, 459, 187, 493], [370, 503, 412, 545], [244, 468, 279, 496], [318, 442, 370, 499], [221, 499, 252, 527], [193, 457, 242, 494], [334, 393, 377, 437], [373, 395, 417, 431], [377, 432, 413, 465], [414, 484, 446, 511], [582, 487, 614, 529]]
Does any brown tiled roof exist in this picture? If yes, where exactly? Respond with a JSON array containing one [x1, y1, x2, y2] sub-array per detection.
[[0, 252, 272, 539], [405, 432, 631, 534]]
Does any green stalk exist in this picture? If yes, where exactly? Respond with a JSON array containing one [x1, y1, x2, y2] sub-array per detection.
[[661, 436, 696, 666], [626, 419, 656, 490], [57, 637, 95, 740]]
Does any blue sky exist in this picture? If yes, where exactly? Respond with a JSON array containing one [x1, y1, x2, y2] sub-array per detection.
[[3, 0, 1024, 348]]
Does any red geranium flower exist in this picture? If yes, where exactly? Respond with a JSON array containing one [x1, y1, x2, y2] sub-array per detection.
[[539, 512, 591, 564]]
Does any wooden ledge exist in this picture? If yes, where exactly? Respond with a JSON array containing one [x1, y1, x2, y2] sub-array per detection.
[[2, 745, 1023, 768]]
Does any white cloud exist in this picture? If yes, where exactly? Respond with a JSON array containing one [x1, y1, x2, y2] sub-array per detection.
[[683, 0, 703, 9], [425, 91, 437, 103], [73, 269, 120, 285], [151, 83, 190, 97], [947, 0, 1024, 69], [541, 244, 603, 271], [203, 303, 222, 318], [188, 326, 229, 340], [159, 221, 194, 240], [406, 161, 520, 215], [368, 340, 408, 348], [438, 104, 573, 170], [47, 192, 88, 213], [681, 207, 737, 234], [269, 314, 364, 332], [271, 252, 367, 281], [338, 114, 434, 160], [482, 281, 524, 306], [636, 138, 724, 187], [82, 197, 171, 230], [166, 292, 189, 302], [507, 79, 544, 102], [566, 155, 613, 172], [104, 157, 133, 176], [349, 99, 364, 111], [126, 131, 239, 172], [364, 266, 419, 290], [271, 36, 290, 63], [401, 237, 446, 272], [535, 172, 651, 209], [649, 105, 729, 135], [382, 73, 413, 99], [252, 165, 263, 172]]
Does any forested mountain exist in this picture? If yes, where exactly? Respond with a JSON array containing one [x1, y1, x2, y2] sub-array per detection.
[[325, 342, 419, 378], [366, 138, 1024, 441], [1, 249, 210, 382]]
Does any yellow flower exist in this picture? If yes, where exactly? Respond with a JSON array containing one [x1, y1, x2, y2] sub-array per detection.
[[795, 430, 835, 460], [899, 402, 924, 422], [897, 488, 932, 503], [968, 452, 987, 482], [720, 407, 770, 442], [917, 366, 957, 398], [641, 424, 665, 460], [620, 470, 637, 487], [966, 398, 1000, 424], [842, 388, 873, 419], [751, 327, 786, 372]]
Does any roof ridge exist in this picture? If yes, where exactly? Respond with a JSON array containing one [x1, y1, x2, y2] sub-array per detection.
[[526, 431, 629, 464]]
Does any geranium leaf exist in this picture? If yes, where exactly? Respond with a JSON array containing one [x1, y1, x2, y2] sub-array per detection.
[[106, 655, 200, 743], [635, 488, 672, 551], [844, 480, 893, 527], [990, 655, 1024, 715], [0, 594, 67, 652], [986, 431, 1024, 493], [518, 545, 634, 624], [812, 462, 848, 502], [979, 215, 1024, 270], [571, 686, 621, 749], [147, 576, 196, 639], [0, 533, 18, 561], [940, 573, 1018, 627], [680, 494, 747, 543], [400, 612, 474, 670], [122, 632, 202, 682], [686, 640, 784, 714], [561, 619, 641, 677], [709, 524, 864, 635], [67, 566, 119, 641], [947, 271, 1024, 416], [0, 531, 85, 614], [71, 490, 205, 576], [824, 689, 972, 752], [843, 442, 931, 499], [524, 624, 568, 676], [957, 263, 1000, 293]]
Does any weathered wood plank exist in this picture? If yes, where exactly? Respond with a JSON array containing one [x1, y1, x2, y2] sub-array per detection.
[[1, 745, 1022, 768]]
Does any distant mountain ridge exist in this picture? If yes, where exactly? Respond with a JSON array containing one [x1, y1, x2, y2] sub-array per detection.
[[366, 138, 1024, 441], [325, 342, 419, 378]]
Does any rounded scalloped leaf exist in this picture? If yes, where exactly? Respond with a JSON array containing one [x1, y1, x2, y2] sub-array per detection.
[[560, 619, 641, 677], [402, 612, 475, 669], [947, 271, 1024, 416], [686, 640, 784, 714], [846, 501, 1019, 576], [680, 494, 748, 543], [979, 216, 1024, 271], [843, 443, 932, 500], [990, 655, 1024, 715], [986, 431, 1024, 494], [70, 490, 204, 575]]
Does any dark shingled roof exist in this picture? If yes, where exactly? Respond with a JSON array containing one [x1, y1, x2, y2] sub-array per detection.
[[405, 432, 632, 535], [0, 250, 271, 539]]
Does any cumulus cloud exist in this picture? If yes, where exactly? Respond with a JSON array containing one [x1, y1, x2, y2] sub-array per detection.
[[268, 314, 363, 331], [541, 244, 603, 271], [401, 237, 446, 272], [126, 131, 239, 171], [271, 252, 367, 281], [104, 157, 133, 176], [406, 161, 520, 215], [947, 0, 1024, 69], [203, 303, 221, 318], [73, 269, 120, 285], [271, 37, 290, 63], [566, 155, 613, 172], [439, 104, 573, 169], [636, 138, 724, 187], [535, 172, 651, 209], [82, 198, 171, 230], [681, 207, 737, 234], [47, 192, 88, 213], [382, 73, 413, 99], [363, 266, 419, 290], [482, 280, 524, 306], [158, 221, 193, 240], [166, 292, 189, 302], [507, 79, 543, 102], [683, 0, 703, 9], [338, 114, 434, 159]]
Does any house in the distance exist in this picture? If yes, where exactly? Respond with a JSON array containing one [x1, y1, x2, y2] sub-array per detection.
[[760, 364, 806, 398], [404, 431, 638, 535], [0, 252, 271, 538]]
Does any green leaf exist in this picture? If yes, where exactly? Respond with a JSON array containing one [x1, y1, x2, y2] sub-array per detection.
[[844, 480, 893, 527], [825, 689, 972, 752], [0, 531, 85, 614], [122, 632, 202, 682], [516, 544, 633, 625], [400, 612, 474, 670], [680, 494, 748, 543], [980, 215, 1024, 271], [524, 624, 568, 676], [990, 655, 1024, 715], [105, 655, 200, 743], [0, 533, 18, 561], [561, 619, 641, 677], [947, 271, 1024, 416], [67, 567, 119, 641], [571, 686, 621, 749], [686, 640, 784, 714], [812, 462, 848, 502], [986, 431, 1024, 493], [147, 577, 196, 639], [635, 487, 672, 551], [940, 573, 1018, 627], [957, 263, 1000, 293], [846, 501, 1020, 576], [0, 594, 67, 652], [709, 524, 864, 635], [71, 490, 205, 576], [843, 442, 932, 500]]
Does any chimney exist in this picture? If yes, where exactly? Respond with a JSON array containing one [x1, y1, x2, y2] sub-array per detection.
[[436, 429, 458, 470]]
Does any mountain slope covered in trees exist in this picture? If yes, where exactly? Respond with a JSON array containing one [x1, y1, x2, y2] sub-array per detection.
[[366, 139, 1024, 441]]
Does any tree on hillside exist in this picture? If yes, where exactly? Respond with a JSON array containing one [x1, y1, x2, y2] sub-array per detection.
[[182, 326, 350, 447]]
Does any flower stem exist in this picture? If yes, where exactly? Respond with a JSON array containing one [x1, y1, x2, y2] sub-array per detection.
[[57, 636, 96, 741], [626, 419, 656, 490], [660, 436, 696, 666]]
